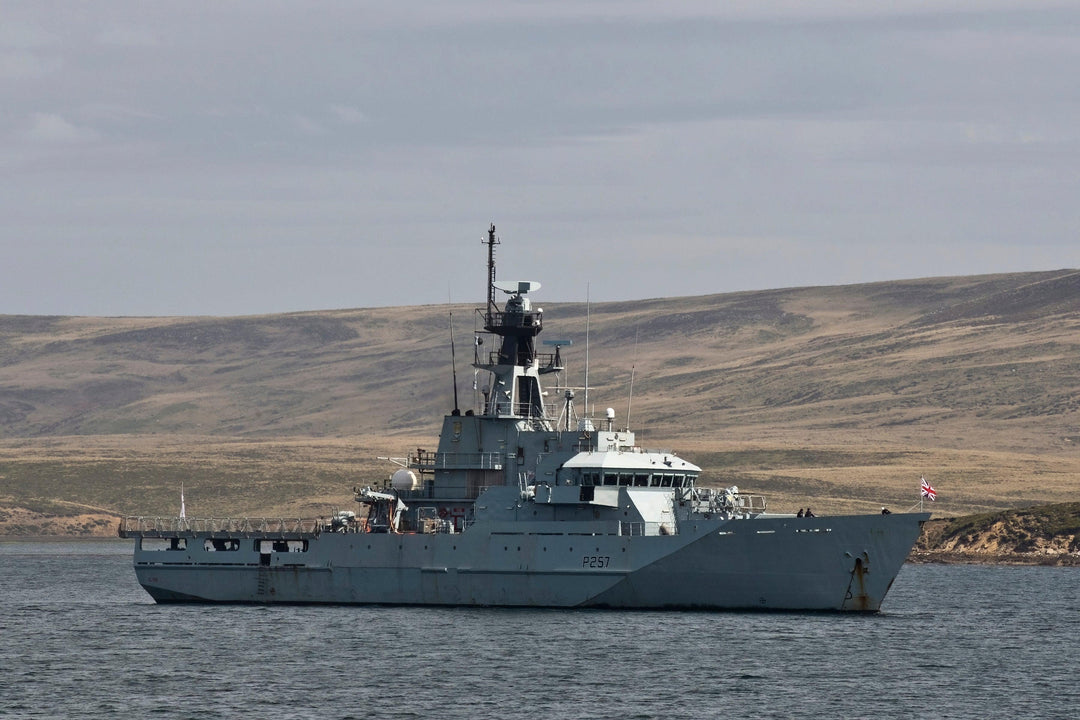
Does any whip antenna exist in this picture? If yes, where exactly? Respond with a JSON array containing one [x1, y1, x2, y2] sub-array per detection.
[[584, 284, 590, 422], [627, 327, 639, 431], [450, 310, 460, 413]]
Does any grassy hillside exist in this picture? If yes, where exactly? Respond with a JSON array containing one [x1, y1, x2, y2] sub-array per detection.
[[1, 268, 1079, 534]]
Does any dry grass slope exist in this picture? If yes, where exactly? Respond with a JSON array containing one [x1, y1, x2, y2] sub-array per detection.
[[1, 269, 1079, 535]]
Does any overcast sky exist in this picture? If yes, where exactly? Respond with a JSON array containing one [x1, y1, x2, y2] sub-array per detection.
[[3, 1, 1078, 316]]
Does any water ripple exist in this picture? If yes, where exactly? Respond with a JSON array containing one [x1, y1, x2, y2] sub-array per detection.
[[1, 542, 1077, 719]]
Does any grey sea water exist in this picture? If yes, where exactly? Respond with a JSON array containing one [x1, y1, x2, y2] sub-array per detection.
[[1, 540, 1077, 720]]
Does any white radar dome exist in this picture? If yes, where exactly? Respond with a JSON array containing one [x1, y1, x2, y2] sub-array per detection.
[[391, 468, 420, 491]]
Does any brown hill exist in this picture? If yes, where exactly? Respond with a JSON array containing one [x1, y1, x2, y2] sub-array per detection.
[[1, 269, 1079, 532]]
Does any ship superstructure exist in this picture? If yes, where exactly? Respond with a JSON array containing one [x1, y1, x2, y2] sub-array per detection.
[[120, 225, 928, 611]]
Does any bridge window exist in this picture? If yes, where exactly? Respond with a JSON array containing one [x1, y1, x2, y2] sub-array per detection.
[[634, 474, 649, 487], [604, 473, 618, 486]]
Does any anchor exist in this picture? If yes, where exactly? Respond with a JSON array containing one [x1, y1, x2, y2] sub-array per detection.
[[841, 550, 872, 611]]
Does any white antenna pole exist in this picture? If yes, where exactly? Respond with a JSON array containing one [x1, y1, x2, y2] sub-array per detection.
[[584, 284, 590, 423]]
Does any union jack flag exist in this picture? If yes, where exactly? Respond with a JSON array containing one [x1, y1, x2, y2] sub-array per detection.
[[920, 477, 937, 501]]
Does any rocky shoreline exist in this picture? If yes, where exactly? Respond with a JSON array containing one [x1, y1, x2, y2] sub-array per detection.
[[910, 503, 1080, 567], [908, 549, 1080, 566]]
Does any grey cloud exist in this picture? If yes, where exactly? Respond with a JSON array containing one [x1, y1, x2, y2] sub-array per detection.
[[1, 2, 1078, 315]]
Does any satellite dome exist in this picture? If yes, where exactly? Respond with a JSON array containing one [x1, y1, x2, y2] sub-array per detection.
[[391, 468, 420, 491]]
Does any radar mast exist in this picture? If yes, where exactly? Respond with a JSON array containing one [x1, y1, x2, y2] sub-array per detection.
[[475, 225, 551, 426]]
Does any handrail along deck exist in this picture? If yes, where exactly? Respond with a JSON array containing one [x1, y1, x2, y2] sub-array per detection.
[[119, 515, 323, 538]]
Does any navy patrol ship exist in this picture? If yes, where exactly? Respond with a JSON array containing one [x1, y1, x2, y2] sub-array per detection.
[[120, 225, 929, 611]]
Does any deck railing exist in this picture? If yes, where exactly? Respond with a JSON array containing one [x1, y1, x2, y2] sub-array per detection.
[[119, 516, 324, 537], [410, 451, 504, 471]]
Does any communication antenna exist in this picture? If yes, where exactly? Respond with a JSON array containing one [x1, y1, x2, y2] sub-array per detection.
[[449, 311, 460, 413], [626, 327, 639, 431], [584, 284, 591, 423], [541, 338, 570, 374], [484, 223, 500, 321]]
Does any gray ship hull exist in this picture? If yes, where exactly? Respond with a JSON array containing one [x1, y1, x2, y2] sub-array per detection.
[[129, 512, 927, 611]]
